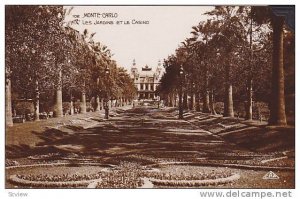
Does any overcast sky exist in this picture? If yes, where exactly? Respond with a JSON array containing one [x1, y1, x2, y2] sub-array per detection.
[[64, 6, 214, 71]]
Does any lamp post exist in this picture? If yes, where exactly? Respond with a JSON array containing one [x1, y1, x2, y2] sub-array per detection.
[[104, 65, 110, 119], [178, 65, 184, 119]]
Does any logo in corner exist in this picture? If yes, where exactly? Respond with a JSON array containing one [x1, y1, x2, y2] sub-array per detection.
[[263, 171, 280, 180]]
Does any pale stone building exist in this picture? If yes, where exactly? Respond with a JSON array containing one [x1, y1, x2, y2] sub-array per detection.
[[130, 59, 163, 100]]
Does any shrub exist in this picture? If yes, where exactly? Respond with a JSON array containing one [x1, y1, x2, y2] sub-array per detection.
[[14, 101, 34, 115]]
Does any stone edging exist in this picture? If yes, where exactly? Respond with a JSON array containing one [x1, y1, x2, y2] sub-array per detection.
[[261, 156, 288, 164], [209, 163, 294, 171], [150, 162, 294, 171], [139, 177, 154, 188], [5, 162, 115, 170]]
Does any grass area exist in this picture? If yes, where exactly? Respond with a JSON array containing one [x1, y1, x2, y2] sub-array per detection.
[[6, 111, 102, 147], [189, 112, 295, 154]]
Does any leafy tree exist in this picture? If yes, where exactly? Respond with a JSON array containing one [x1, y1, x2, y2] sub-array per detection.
[[6, 6, 137, 125], [160, 5, 293, 126], [205, 6, 247, 117], [252, 6, 293, 126], [6, 6, 68, 121]]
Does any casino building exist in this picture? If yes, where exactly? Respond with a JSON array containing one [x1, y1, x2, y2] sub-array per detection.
[[130, 59, 163, 100]]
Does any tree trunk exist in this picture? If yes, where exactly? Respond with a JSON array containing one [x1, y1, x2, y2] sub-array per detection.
[[115, 98, 118, 107], [172, 92, 176, 107], [55, 68, 63, 117], [269, 16, 287, 126], [190, 93, 194, 110], [70, 101, 74, 115], [178, 82, 183, 119], [34, 80, 40, 121], [56, 89, 63, 117], [81, 91, 87, 114], [5, 72, 13, 126], [246, 14, 253, 120], [202, 90, 210, 113], [246, 78, 253, 120], [224, 63, 234, 117], [165, 95, 169, 106], [195, 92, 200, 112], [100, 98, 103, 110], [70, 88, 74, 115], [203, 65, 210, 113], [101, 98, 104, 110], [96, 96, 101, 111], [209, 89, 216, 115], [183, 91, 188, 110], [169, 94, 173, 107]]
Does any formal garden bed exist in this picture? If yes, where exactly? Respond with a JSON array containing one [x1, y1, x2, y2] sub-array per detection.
[[7, 160, 241, 188], [147, 174, 240, 187], [7, 149, 294, 188], [142, 165, 239, 188], [6, 163, 111, 188], [9, 174, 101, 188]]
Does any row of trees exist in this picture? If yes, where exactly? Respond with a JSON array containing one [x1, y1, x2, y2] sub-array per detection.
[[159, 6, 294, 126], [6, 6, 137, 126]]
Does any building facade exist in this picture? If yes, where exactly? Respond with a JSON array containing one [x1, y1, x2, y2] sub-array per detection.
[[130, 59, 163, 100]]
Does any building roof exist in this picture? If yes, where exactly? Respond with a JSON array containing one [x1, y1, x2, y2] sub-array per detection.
[[130, 60, 164, 79], [142, 65, 152, 71], [139, 70, 156, 77]]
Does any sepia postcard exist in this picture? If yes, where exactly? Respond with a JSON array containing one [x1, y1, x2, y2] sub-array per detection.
[[4, 3, 296, 198]]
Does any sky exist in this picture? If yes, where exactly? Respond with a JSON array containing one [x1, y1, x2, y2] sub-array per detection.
[[64, 6, 213, 71]]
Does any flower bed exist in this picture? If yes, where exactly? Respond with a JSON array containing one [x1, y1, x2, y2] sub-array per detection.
[[6, 163, 111, 188], [96, 171, 144, 188], [139, 165, 239, 187], [15, 173, 102, 182], [6, 159, 19, 167], [148, 173, 240, 187], [143, 170, 232, 181], [96, 162, 144, 188], [7, 161, 242, 188], [9, 174, 98, 188]]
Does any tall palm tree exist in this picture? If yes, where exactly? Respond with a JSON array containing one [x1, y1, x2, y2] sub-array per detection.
[[252, 6, 289, 126]]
